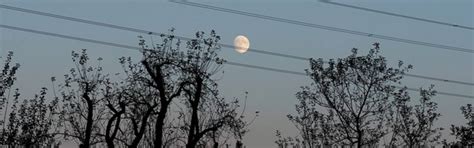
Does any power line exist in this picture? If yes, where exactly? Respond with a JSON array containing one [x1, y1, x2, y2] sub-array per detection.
[[219, 44, 308, 60], [404, 87, 474, 99], [229, 62, 474, 99], [319, 0, 474, 30], [1, 24, 472, 99], [225, 61, 306, 76], [169, 0, 473, 53], [404, 74, 474, 86], [228, 62, 474, 99], [0, 4, 307, 61], [229, 57, 474, 87], [0, 25, 143, 51], [0, 5, 471, 87]]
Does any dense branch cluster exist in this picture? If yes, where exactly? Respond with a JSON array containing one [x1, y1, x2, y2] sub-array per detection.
[[0, 31, 470, 148], [277, 44, 472, 148], [0, 29, 256, 148]]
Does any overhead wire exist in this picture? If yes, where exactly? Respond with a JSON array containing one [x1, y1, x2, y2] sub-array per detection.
[[1, 24, 472, 99], [0, 4, 471, 86], [169, 0, 473, 53], [0, 4, 307, 61], [318, 0, 474, 30]]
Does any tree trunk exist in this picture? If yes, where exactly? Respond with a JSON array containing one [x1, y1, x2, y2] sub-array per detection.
[[142, 60, 172, 148], [186, 78, 203, 148], [105, 112, 122, 148], [153, 105, 169, 148], [357, 130, 363, 148], [82, 94, 94, 148], [186, 105, 199, 148], [213, 130, 218, 148], [236, 141, 243, 148], [130, 108, 153, 148]]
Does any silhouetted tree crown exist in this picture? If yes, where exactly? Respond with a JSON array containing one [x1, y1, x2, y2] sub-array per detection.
[[450, 104, 474, 146], [278, 43, 446, 147]]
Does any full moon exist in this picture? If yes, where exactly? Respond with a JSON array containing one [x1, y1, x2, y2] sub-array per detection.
[[234, 35, 250, 54]]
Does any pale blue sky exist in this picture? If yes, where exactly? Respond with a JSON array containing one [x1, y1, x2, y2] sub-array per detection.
[[1, 0, 473, 147]]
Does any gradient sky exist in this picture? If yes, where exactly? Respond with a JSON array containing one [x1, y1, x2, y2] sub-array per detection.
[[1, 0, 473, 147]]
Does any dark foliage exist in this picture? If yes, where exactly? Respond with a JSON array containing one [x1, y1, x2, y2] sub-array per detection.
[[49, 29, 251, 148], [300, 43, 411, 147], [389, 85, 442, 147], [57, 49, 108, 147], [0, 51, 59, 147], [450, 104, 474, 146]]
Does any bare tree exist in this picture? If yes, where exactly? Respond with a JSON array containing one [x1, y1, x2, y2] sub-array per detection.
[[286, 109, 344, 147], [285, 88, 346, 148], [0, 30, 253, 147], [3, 87, 59, 147], [58, 49, 108, 148], [299, 43, 411, 147], [0, 51, 20, 143], [105, 55, 163, 148], [101, 78, 126, 148], [450, 104, 474, 146], [0, 51, 20, 125], [138, 29, 189, 148], [2, 88, 20, 146], [275, 130, 302, 148], [389, 85, 442, 147], [195, 96, 249, 148], [93, 29, 249, 148], [0, 51, 20, 106], [176, 30, 246, 148], [118, 56, 158, 148], [0, 52, 58, 147]]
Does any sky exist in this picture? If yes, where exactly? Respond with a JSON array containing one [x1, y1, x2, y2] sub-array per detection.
[[1, 0, 473, 147]]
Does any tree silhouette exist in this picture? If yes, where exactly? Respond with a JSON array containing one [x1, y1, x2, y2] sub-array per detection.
[[0, 51, 20, 142], [389, 85, 442, 147], [3, 88, 59, 147], [275, 130, 302, 148], [297, 43, 412, 147], [285, 95, 343, 147], [0, 52, 59, 147], [136, 30, 249, 148], [0, 51, 20, 131], [2, 29, 251, 148], [0, 51, 20, 108], [0, 31, 470, 148], [100, 54, 170, 148], [1, 88, 20, 146], [57, 49, 107, 148], [138, 29, 190, 148], [111, 56, 160, 148], [101, 78, 126, 148], [450, 104, 474, 146], [178, 30, 240, 148]]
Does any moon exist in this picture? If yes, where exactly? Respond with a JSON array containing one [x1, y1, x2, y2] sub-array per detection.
[[234, 35, 250, 54]]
